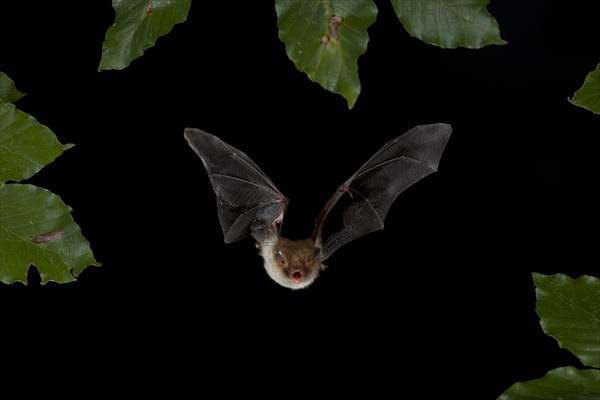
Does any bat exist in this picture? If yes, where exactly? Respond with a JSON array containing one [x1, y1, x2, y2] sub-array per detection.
[[184, 124, 451, 289]]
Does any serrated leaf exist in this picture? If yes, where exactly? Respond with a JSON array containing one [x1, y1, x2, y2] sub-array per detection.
[[99, 0, 192, 71], [0, 183, 99, 284], [391, 0, 506, 48], [0, 71, 25, 104], [569, 63, 600, 115], [276, 0, 378, 109], [497, 366, 600, 400], [533, 273, 600, 368], [0, 103, 73, 183]]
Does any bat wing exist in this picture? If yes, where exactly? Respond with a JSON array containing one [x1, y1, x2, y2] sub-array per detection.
[[184, 128, 288, 243], [314, 123, 452, 261]]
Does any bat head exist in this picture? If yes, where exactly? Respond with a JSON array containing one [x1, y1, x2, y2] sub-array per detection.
[[259, 238, 323, 290]]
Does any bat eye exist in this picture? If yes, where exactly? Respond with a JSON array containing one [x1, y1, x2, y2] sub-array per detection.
[[275, 250, 286, 265]]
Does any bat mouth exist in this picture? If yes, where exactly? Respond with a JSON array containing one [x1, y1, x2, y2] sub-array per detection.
[[291, 270, 303, 284]]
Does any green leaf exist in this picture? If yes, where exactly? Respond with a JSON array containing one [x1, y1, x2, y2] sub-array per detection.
[[0, 75, 98, 284], [0, 103, 73, 183], [569, 63, 600, 115], [99, 0, 192, 71], [391, 0, 506, 48], [0, 71, 25, 104], [533, 273, 600, 368], [276, 0, 378, 109], [0, 183, 99, 284], [497, 366, 600, 400]]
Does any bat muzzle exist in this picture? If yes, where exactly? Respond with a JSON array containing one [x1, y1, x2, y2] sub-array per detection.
[[291, 270, 304, 284]]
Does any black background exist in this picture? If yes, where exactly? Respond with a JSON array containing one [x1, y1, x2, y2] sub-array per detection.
[[1, 1, 599, 396]]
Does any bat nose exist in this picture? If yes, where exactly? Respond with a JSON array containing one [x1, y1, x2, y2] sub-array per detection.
[[291, 270, 303, 283]]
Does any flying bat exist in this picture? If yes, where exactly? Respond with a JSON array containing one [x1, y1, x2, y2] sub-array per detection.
[[184, 124, 451, 289]]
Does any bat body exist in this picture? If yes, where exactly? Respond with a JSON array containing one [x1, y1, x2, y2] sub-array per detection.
[[184, 124, 451, 289]]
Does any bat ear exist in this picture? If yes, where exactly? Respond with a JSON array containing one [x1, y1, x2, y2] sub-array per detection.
[[312, 247, 327, 269]]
